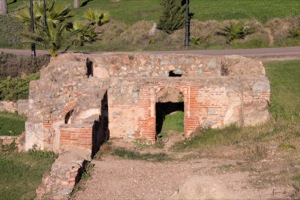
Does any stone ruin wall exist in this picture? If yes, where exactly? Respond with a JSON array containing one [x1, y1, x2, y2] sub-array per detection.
[[25, 52, 270, 154]]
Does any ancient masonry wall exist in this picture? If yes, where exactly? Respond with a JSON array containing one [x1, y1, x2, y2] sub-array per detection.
[[0, 99, 28, 115], [25, 53, 270, 153]]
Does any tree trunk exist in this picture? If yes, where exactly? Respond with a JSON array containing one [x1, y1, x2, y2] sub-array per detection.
[[0, 0, 7, 14], [74, 0, 79, 8]]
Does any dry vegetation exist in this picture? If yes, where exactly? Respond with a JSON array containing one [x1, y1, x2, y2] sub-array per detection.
[[78, 17, 300, 52]]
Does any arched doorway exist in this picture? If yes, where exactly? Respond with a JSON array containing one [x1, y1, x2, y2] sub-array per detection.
[[155, 87, 184, 140]]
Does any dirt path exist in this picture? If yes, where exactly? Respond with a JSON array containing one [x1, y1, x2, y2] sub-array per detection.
[[1, 46, 300, 60], [71, 136, 296, 200], [72, 154, 293, 200]]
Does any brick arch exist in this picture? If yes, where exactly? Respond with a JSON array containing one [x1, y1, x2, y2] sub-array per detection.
[[155, 87, 184, 103], [59, 101, 77, 120]]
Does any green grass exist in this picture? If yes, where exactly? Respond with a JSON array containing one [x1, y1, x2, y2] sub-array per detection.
[[0, 111, 25, 136], [0, 73, 40, 100], [264, 60, 300, 121], [160, 111, 184, 136], [173, 59, 300, 151], [112, 148, 170, 162], [173, 125, 241, 150], [0, 150, 56, 200], [8, 0, 300, 25], [294, 175, 300, 182], [191, 0, 300, 24]]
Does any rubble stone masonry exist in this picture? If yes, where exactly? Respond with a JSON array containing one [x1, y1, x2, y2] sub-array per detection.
[[25, 52, 270, 153]]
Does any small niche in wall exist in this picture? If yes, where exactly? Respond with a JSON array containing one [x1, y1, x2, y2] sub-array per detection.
[[65, 109, 74, 124], [169, 70, 182, 77]]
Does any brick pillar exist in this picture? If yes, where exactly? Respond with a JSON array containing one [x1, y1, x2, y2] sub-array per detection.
[[138, 88, 156, 142], [59, 124, 93, 151], [184, 86, 200, 136]]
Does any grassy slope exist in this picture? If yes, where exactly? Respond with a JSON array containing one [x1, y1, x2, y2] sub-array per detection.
[[8, 0, 300, 25], [0, 112, 25, 136], [0, 151, 56, 200]]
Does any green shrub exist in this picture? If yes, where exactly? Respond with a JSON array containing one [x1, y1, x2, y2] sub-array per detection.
[[190, 36, 201, 45], [28, 149, 57, 160], [217, 22, 255, 44], [1, 141, 18, 154], [288, 26, 300, 39], [0, 73, 39, 100], [157, 0, 186, 34]]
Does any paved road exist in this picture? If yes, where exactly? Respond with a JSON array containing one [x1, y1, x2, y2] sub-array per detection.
[[1, 46, 300, 60]]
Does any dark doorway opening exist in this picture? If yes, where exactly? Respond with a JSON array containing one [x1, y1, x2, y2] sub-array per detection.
[[155, 102, 184, 139], [92, 91, 110, 157]]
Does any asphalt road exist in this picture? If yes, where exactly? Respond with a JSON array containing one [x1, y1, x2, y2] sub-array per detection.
[[1, 46, 300, 60]]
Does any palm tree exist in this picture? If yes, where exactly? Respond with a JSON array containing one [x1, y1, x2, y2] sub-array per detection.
[[83, 8, 110, 26], [0, 0, 7, 14], [70, 20, 97, 46], [15, 1, 73, 28], [15, 1, 96, 56]]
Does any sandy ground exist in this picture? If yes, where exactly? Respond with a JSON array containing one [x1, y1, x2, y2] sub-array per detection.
[[72, 155, 293, 200], [71, 137, 296, 200]]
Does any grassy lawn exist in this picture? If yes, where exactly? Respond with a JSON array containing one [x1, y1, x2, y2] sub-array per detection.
[[0, 150, 56, 200], [191, 0, 300, 23], [265, 60, 300, 120], [0, 111, 25, 136], [7, 0, 300, 25]]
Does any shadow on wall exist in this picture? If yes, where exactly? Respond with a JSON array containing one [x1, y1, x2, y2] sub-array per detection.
[[92, 91, 109, 157]]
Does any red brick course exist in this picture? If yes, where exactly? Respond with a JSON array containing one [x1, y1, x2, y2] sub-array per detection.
[[60, 125, 93, 150]]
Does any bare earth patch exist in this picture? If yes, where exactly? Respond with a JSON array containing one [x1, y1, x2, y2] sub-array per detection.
[[71, 138, 296, 200]]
